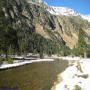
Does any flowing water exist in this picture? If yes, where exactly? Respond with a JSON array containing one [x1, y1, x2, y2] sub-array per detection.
[[0, 60, 68, 90]]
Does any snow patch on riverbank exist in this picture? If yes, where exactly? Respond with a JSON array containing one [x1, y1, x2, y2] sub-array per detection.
[[0, 59, 54, 69], [55, 59, 90, 90], [0, 55, 81, 70]]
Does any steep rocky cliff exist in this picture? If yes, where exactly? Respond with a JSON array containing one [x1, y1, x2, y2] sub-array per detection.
[[54, 15, 90, 48], [1, 0, 56, 31], [0, 0, 67, 56], [46, 5, 90, 48], [0, 0, 90, 56]]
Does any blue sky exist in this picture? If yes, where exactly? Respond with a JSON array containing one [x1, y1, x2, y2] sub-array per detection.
[[44, 0, 90, 15]]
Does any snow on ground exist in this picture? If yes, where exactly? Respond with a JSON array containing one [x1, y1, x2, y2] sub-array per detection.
[[51, 55, 81, 61], [54, 58, 90, 90], [0, 59, 54, 69], [1, 56, 90, 90]]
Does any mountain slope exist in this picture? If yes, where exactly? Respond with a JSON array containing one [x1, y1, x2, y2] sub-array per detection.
[[0, 0, 90, 56], [47, 6, 90, 22], [55, 15, 90, 48], [0, 0, 69, 57], [45, 5, 90, 48]]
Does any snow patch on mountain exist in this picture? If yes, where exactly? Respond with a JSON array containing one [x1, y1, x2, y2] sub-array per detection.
[[81, 15, 90, 22], [48, 6, 79, 16], [47, 6, 90, 22]]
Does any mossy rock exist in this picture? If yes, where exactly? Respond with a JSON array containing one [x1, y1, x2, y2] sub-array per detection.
[[74, 85, 81, 90], [78, 74, 89, 79]]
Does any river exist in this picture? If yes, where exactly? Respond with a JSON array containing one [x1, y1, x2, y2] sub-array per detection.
[[0, 59, 68, 90]]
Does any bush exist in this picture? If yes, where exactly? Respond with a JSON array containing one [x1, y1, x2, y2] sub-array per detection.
[[0, 57, 14, 64], [0, 58, 3, 65], [78, 74, 88, 79], [74, 85, 81, 90], [6, 58, 13, 64]]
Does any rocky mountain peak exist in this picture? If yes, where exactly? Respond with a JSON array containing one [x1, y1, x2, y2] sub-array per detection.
[[47, 6, 79, 16], [47, 6, 90, 22], [26, 0, 43, 3]]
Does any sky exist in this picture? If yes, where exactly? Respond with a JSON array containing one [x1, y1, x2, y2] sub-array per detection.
[[44, 0, 90, 15]]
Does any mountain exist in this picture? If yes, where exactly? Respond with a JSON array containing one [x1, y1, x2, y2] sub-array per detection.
[[47, 6, 90, 22], [0, 0, 69, 57], [47, 6, 79, 16], [46, 5, 90, 48], [27, 0, 43, 3], [81, 15, 90, 22], [0, 0, 90, 57]]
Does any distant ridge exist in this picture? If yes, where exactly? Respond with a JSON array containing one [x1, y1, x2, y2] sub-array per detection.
[[47, 6, 90, 22]]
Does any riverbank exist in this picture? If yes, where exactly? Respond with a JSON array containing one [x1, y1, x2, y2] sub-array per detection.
[[52, 58, 90, 90], [0, 59, 54, 69], [0, 55, 89, 70], [1, 56, 90, 90]]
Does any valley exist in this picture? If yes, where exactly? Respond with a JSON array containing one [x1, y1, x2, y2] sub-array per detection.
[[0, 0, 90, 90]]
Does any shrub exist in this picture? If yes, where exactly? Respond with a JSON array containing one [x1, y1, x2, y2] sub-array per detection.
[[0, 58, 3, 65], [74, 85, 81, 90], [6, 58, 13, 64]]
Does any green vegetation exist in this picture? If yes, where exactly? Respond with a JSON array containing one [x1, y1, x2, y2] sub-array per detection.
[[0, 58, 3, 65], [5, 58, 13, 64], [78, 74, 88, 79], [0, 0, 90, 65], [0, 0, 70, 63], [0, 0, 19, 62], [74, 85, 81, 90], [72, 28, 90, 57], [0, 57, 13, 64]]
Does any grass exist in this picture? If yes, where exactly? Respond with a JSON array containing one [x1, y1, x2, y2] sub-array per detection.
[[0, 57, 13, 64], [0, 58, 3, 65], [0, 60, 68, 90]]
